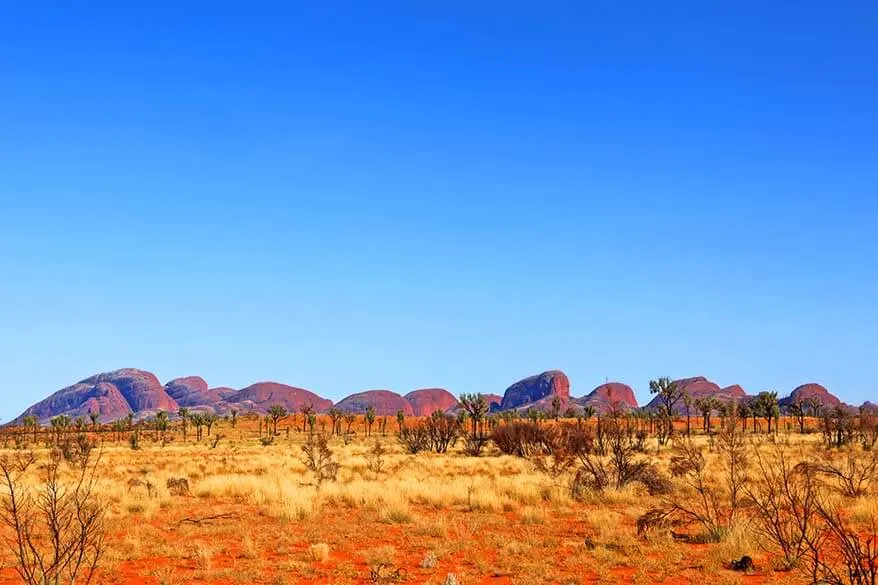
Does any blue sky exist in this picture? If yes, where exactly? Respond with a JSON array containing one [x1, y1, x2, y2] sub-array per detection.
[[1, 2, 876, 418]]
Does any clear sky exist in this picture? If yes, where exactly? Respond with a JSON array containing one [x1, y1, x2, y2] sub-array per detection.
[[1, 2, 877, 419]]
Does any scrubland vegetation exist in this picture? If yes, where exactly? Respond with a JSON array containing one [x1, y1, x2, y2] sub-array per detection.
[[1, 389, 877, 584]]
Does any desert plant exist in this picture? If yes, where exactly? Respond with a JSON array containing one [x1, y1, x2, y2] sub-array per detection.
[[822, 405, 856, 448], [178, 408, 190, 440], [425, 411, 461, 453], [203, 413, 218, 437], [301, 433, 339, 485], [744, 445, 823, 570], [190, 414, 205, 441], [716, 401, 749, 524], [806, 500, 878, 585], [753, 391, 780, 435], [806, 448, 878, 498], [649, 377, 683, 445], [0, 449, 106, 585], [365, 406, 376, 437], [365, 440, 386, 475], [399, 423, 430, 454], [788, 399, 808, 434], [490, 421, 549, 457], [328, 408, 343, 436]]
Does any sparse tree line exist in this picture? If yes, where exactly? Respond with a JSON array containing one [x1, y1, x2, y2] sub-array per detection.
[[1, 378, 878, 585], [7, 377, 878, 455]]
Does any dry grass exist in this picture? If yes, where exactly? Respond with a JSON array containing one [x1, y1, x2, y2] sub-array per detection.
[[0, 419, 873, 585]]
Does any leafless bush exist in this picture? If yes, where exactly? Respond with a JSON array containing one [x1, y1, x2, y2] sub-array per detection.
[[809, 502, 878, 585], [642, 438, 726, 542], [0, 449, 106, 585], [399, 423, 430, 454], [744, 445, 824, 570], [716, 401, 749, 524], [567, 420, 661, 497], [805, 448, 878, 498], [301, 434, 339, 485]]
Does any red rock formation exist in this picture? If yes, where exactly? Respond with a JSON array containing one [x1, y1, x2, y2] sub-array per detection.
[[226, 382, 332, 414], [780, 383, 841, 409], [335, 390, 414, 416], [165, 376, 233, 408], [90, 368, 178, 412], [15, 368, 177, 423], [404, 388, 459, 416], [575, 382, 638, 413], [500, 370, 570, 411]]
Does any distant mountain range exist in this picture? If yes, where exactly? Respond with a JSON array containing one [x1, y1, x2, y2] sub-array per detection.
[[11, 367, 866, 424]]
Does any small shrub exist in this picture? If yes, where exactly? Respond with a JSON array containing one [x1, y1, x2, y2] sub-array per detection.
[[365, 441, 386, 475], [399, 423, 430, 454], [301, 434, 339, 485]]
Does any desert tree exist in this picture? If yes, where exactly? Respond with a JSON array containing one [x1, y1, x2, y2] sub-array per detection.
[[396, 410, 405, 434], [753, 391, 779, 434], [460, 394, 489, 439], [460, 394, 490, 455], [365, 406, 376, 437], [807, 396, 823, 418], [190, 413, 205, 441], [177, 408, 190, 440], [737, 401, 751, 433], [550, 396, 562, 421], [154, 410, 169, 441], [230, 409, 238, 428], [204, 413, 218, 437], [694, 398, 711, 433], [88, 410, 99, 432], [649, 377, 683, 444], [788, 399, 808, 434], [342, 413, 356, 439], [21, 416, 38, 445], [50, 415, 72, 443], [682, 393, 693, 436], [307, 413, 317, 436], [299, 403, 314, 433], [328, 408, 343, 436], [822, 405, 855, 448], [267, 405, 288, 436]]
